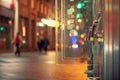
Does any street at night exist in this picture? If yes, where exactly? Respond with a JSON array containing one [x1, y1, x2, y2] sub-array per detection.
[[0, 0, 120, 79], [0, 51, 87, 80]]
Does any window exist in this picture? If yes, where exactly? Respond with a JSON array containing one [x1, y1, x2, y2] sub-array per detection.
[[31, 0, 34, 9], [0, 16, 12, 50]]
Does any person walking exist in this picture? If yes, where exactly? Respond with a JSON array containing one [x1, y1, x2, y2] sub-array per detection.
[[37, 36, 44, 52], [43, 37, 49, 53], [13, 32, 22, 56]]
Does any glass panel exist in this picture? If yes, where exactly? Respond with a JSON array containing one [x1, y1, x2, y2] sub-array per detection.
[[20, 17, 28, 48], [0, 16, 13, 50]]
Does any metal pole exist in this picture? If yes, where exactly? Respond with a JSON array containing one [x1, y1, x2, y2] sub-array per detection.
[[63, 0, 66, 59], [13, 0, 19, 51], [61, 0, 65, 59], [55, 0, 58, 63], [61, 0, 63, 60]]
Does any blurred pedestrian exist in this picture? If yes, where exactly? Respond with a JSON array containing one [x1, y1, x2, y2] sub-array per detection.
[[37, 36, 44, 52], [13, 32, 22, 56], [43, 37, 49, 53]]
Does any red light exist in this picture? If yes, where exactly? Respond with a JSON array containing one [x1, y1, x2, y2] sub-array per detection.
[[78, 39, 83, 44], [0, 42, 4, 46]]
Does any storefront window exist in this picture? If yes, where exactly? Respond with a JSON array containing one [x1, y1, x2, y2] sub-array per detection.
[[20, 17, 28, 48], [0, 16, 13, 50]]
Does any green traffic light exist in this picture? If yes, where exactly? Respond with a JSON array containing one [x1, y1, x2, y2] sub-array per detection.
[[76, 13, 83, 18], [77, 2, 85, 9], [0, 26, 5, 31]]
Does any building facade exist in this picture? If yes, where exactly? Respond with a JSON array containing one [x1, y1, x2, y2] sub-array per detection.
[[103, 0, 120, 80], [0, 0, 56, 53]]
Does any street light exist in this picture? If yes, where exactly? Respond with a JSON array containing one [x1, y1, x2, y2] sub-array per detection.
[[37, 22, 45, 27], [41, 18, 56, 27]]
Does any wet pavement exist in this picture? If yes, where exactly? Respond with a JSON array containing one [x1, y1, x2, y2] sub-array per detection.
[[0, 51, 88, 80]]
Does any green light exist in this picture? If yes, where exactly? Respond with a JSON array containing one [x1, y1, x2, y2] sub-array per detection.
[[76, 13, 83, 18], [77, 2, 85, 9], [0, 26, 5, 31]]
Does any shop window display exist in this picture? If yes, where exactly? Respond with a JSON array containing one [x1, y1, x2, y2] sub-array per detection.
[[0, 16, 13, 50], [20, 17, 28, 48]]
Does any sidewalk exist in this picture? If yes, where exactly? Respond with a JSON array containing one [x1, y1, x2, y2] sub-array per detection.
[[0, 51, 88, 80]]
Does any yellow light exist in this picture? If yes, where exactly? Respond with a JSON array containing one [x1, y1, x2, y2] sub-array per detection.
[[98, 38, 101, 42], [41, 18, 48, 24], [22, 40, 26, 44], [98, 38, 104, 42], [60, 43, 63, 47], [36, 32, 39, 36], [72, 44, 78, 48], [101, 38, 104, 42], [41, 18, 56, 27], [80, 34, 85, 38], [76, 25, 79, 30], [37, 22, 44, 27], [56, 43, 59, 47], [55, 21, 59, 27], [47, 19, 56, 26], [22, 26, 26, 37], [52, 21, 59, 28], [78, 19, 82, 23], [90, 37, 94, 41]]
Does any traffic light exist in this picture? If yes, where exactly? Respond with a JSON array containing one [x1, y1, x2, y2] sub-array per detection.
[[0, 26, 5, 31], [76, 13, 83, 18], [76, 1, 86, 19], [77, 2, 85, 9]]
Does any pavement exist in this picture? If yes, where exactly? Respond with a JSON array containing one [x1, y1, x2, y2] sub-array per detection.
[[0, 51, 88, 80]]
